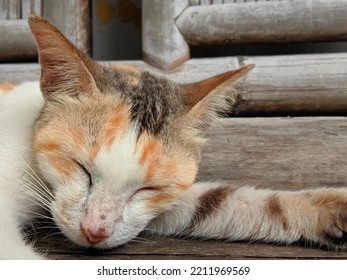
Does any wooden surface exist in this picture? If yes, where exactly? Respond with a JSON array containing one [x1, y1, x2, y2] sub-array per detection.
[[0, 20, 38, 60], [0, 0, 90, 60], [176, 0, 347, 46], [42, 0, 90, 55], [1, 53, 347, 116], [32, 117, 347, 259], [142, 0, 190, 70]]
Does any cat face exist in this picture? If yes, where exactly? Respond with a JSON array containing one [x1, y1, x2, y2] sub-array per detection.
[[33, 72, 199, 247], [28, 16, 253, 248]]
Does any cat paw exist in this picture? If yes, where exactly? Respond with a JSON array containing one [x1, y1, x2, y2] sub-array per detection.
[[319, 213, 347, 249], [306, 190, 347, 250]]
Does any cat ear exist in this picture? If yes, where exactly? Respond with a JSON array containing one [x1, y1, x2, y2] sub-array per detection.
[[184, 64, 254, 132], [28, 15, 97, 99]]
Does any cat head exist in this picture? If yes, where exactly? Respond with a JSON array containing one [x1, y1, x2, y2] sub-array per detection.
[[28, 16, 253, 248]]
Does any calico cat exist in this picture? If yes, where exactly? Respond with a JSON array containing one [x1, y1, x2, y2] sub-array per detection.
[[1, 16, 347, 259]]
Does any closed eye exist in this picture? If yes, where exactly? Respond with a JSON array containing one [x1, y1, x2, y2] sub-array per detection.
[[76, 161, 92, 187], [132, 186, 163, 197]]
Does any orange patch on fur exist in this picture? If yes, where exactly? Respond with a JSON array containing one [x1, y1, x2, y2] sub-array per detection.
[[102, 103, 130, 148], [47, 154, 77, 179], [90, 141, 101, 162], [160, 160, 178, 180], [34, 141, 61, 153], [136, 134, 164, 183], [70, 128, 87, 154], [0, 82, 16, 93]]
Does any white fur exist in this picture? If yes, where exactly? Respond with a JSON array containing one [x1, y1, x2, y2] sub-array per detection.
[[0, 82, 44, 259]]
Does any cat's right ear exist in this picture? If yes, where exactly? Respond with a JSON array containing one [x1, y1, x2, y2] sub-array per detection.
[[183, 64, 254, 133], [28, 15, 98, 99]]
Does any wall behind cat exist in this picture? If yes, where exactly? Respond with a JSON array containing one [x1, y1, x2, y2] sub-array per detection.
[[92, 0, 142, 61]]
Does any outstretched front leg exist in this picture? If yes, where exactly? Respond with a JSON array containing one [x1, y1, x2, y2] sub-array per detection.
[[149, 182, 347, 250]]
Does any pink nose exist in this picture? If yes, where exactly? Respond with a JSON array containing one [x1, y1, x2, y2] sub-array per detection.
[[81, 226, 109, 244]]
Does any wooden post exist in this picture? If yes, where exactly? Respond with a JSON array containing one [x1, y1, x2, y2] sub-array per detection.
[[0, 0, 90, 61], [43, 0, 91, 55], [176, 0, 347, 45], [142, 0, 190, 70], [0, 20, 37, 60]]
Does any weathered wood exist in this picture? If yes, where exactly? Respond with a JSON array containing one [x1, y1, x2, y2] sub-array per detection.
[[176, 0, 347, 45], [21, 0, 42, 19], [1, 53, 347, 116], [42, 0, 91, 55], [142, 0, 190, 70], [32, 116, 347, 259], [199, 117, 347, 190], [234, 53, 347, 116], [0, 0, 90, 60], [35, 234, 347, 260], [0, 20, 37, 60]]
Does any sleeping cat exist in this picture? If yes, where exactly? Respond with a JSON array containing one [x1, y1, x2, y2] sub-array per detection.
[[1, 16, 347, 259]]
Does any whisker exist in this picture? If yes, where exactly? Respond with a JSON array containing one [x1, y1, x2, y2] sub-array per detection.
[[19, 156, 53, 197], [19, 175, 53, 205]]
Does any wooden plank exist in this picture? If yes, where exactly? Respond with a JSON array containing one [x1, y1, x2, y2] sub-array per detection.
[[31, 116, 347, 259], [176, 0, 347, 45], [21, 0, 42, 19], [234, 53, 347, 116], [0, 20, 37, 60], [0, 0, 11, 19], [199, 117, 347, 190], [35, 234, 347, 260], [42, 0, 90, 55], [8, 0, 20, 19], [142, 0, 190, 70], [0, 0, 88, 60]]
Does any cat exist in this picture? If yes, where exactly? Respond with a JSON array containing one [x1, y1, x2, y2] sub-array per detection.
[[1, 15, 347, 260]]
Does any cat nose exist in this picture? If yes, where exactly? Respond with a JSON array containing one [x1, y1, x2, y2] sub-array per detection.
[[81, 225, 109, 244]]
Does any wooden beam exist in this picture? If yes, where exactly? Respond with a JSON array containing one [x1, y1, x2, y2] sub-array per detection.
[[176, 0, 347, 45], [234, 53, 347, 116], [199, 117, 347, 189], [0, 20, 37, 60], [142, 0, 190, 70], [43, 0, 91, 55]]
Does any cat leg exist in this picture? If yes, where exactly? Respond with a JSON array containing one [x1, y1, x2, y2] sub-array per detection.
[[149, 182, 347, 250]]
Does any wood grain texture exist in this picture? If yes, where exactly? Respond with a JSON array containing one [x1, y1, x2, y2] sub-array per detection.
[[31, 116, 347, 259], [234, 53, 347, 116], [0, 0, 90, 60], [0, 20, 38, 60], [43, 0, 91, 55], [177, 0, 347, 45], [35, 234, 347, 260], [199, 117, 347, 190], [142, 0, 190, 70]]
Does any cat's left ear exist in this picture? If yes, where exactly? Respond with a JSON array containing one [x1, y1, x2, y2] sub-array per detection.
[[183, 64, 254, 132], [28, 16, 98, 99]]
